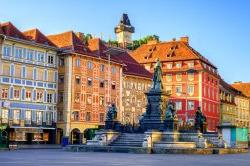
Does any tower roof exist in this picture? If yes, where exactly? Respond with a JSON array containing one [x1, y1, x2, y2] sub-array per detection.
[[119, 13, 132, 26], [115, 13, 135, 33]]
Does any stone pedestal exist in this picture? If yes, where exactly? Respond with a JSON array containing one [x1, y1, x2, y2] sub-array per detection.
[[140, 91, 168, 131], [161, 132, 180, 142], [105, 120, 121, 131], [87, 130, 120, 146], [164, 118, 179, 132]]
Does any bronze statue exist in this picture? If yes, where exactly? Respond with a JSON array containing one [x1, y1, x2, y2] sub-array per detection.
[[165, 102, 177, 120], [194, 106, 207, 132], [151, 58, 163, 90], [106, 103, 117, 121]]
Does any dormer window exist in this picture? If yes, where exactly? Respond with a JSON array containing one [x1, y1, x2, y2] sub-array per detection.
[[188, 62, 194, 68], [167, 63, 172, 69], [176, 62, 182, 69]]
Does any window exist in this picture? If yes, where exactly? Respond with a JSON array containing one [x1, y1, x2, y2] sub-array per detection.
[[100, 80, 105, 88], [1, 89, 8, 99], [188, 62, 194, 68], [175, 85, 182, 94], [166, 74, 172, 82], [59, 75, 64, 83], [100, 64, 105, 72], [3, 45, 11, 57], [48, 54, 54, 64], [187, 101, 195, 110], [57, 111, 63, 121], [87, 94, 92, 104], [26, 90, 32, 101], [58, 92, 64, 102], [76, 59, 80, 67], [176, 62, 182, 68], [100, 96, 105, 106], [87, 61, 93, 69], [75, 76, 81, 84], [1, 109, 8, 123], [36, 91, 43, 102], [111, 66, 116, 74], [99, 113, 105, 123], [188, 73, 194, 81], [36, 112, 43, 125], [15, 47, 22, 59], [59, 58, 65, 66], [167, 63, 172, 69], [176, 73, 182, 81], [14, 89, 20, 100], [86, 112, 91, 121], [112, 81, 116, 90], [87, 78, 92, 86], [25, 110, 31, 124], [187, 85, 195, 96], [75, 93, 80, 103], [13, 110, 20, 124], [166, 86, 172, 94], [47, 93, 52, 103], [27, 50, 34, 61], [37, 52, 44, 62], [46, 112, 52, 125], [176, 101, 182, 110]]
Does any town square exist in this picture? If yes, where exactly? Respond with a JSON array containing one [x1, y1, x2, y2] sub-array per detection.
[[0, 0, 250, 165]]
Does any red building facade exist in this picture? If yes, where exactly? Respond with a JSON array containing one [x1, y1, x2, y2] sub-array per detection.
[[132, 37, 220, 131]]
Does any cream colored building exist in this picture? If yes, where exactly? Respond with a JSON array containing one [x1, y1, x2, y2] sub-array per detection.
[[235, 95, 250, 128], [0, 22, 58, 144]]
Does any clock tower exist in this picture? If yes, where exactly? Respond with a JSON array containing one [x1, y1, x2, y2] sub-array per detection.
[[114, 13, 135, 48]]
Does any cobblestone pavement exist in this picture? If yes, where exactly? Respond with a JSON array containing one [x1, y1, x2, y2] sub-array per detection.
[[0, 149, 250, 166]]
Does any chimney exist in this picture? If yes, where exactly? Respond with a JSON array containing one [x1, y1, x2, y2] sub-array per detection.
[[180, 36, 189, 44], [76, 32, 84, 42]]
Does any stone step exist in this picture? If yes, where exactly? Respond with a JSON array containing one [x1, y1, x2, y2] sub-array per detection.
[[111, 143, 142, 147], [109, 133, 145, 147]]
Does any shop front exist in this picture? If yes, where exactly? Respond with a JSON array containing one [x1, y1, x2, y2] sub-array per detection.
[[9, 127, 56, 144]]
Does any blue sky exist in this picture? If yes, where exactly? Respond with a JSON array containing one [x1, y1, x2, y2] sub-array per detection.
[[0, 0, 249, 83]]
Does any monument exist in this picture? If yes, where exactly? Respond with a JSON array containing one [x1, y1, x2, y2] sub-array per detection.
[[194, 106, 207, 133], [105, 103, 121, 130], [164, 101, 178, 132], [139, 59, 169, 131], [76, 59, 245, 154]]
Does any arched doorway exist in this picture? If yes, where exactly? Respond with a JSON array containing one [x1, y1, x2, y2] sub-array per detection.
[[71, 128, 81, 144]]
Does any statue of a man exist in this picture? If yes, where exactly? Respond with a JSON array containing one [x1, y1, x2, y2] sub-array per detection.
[[165, 102, 176, 120], [195, 106, 206, 131], [152, 58, 163, 90], [106, 103, 117, 121]]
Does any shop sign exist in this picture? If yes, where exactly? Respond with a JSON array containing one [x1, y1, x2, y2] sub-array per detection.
[[15, 128, 43, 133]]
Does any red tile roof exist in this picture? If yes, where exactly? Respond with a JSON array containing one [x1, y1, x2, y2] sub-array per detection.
[[47, 31, 91, 53], [0, 22, 27, 40], [231, 82, 250, 98], [23, 28, 56, 47], [131, 39, 217, 69]]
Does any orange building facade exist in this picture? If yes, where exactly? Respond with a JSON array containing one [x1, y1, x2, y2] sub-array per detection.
[[48, 32, 123, 144], [132, 37, 220, 131]]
